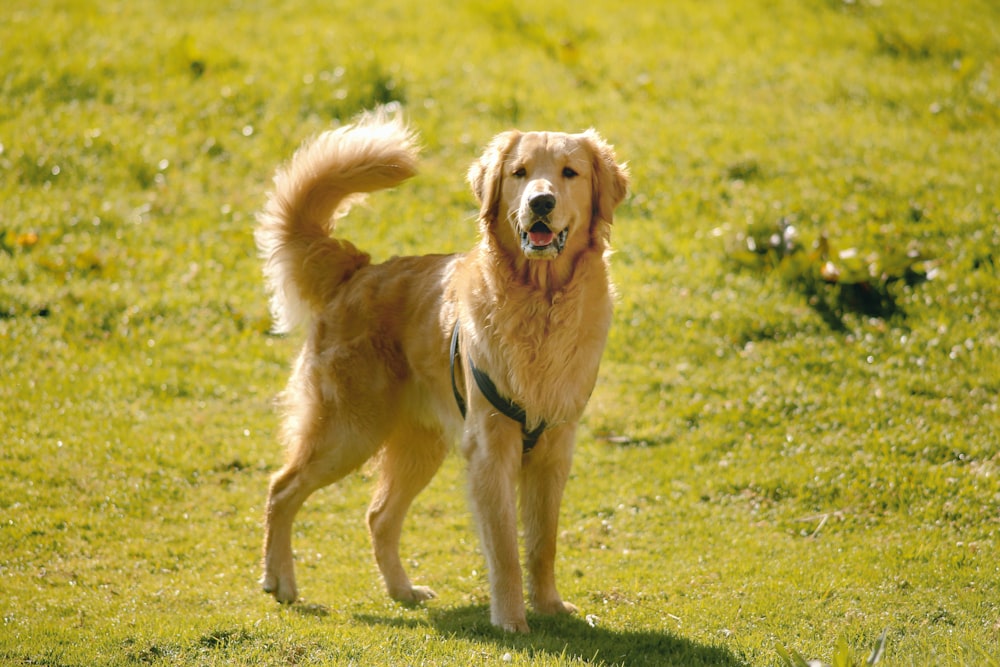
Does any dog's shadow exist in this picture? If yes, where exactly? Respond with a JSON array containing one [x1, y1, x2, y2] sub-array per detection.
[[354, 605, 750, 667]]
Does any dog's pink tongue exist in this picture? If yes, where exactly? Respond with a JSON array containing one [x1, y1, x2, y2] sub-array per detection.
[[528, 229, 554, 246]]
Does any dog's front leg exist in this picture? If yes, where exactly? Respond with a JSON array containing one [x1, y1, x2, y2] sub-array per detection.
[[465, 419, 529, 633], [521, 423, 578, 616]]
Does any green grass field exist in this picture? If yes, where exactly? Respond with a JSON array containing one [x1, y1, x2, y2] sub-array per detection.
[[2, 0, 999, 664]]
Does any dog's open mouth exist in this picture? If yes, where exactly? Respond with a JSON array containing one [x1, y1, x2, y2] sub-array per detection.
[[520, 222, 568, 258]]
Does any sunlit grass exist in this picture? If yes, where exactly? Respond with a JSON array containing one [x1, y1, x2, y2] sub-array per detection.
[[2, 0, 999, 665]]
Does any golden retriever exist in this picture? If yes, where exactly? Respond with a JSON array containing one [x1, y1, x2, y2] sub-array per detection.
[[256, 109, 628, 633]]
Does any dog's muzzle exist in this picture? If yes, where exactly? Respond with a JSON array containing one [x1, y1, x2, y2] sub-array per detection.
[[520, 193, 566, 258]]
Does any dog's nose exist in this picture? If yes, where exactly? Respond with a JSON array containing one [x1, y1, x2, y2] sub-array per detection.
[[529, 193, 556, 217]]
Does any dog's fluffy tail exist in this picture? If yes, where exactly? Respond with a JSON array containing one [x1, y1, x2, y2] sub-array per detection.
[[255, 109, 419, 333]]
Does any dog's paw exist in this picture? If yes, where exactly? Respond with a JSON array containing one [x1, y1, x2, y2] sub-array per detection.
[[390, 584, 437, 604], [495, 616, 530, 634], [533, 598, 578, 616], [261, 574, 297, 604], [409, 585, 437, 602]]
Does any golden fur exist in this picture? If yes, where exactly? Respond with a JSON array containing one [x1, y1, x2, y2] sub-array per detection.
[[257, 109, 628, 633]]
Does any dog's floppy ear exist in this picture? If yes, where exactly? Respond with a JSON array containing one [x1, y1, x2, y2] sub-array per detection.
[[468, 130, 521, 222], [583, 130, 629, 225]]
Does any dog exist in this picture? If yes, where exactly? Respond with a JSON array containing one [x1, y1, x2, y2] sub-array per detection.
[[256, 109, 628, 633]]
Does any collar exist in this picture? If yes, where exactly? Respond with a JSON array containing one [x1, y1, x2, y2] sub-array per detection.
[[450, 322, 546, 454]]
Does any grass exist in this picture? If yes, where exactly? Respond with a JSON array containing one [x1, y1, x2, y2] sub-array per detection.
[[2, 0, 999, 664]]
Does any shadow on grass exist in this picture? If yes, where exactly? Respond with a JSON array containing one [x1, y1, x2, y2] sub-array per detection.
[[356, 605, 749, 667], [289, 601, 333, 618]]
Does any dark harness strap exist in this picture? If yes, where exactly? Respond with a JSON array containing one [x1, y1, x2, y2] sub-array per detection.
[[450, 323, 467, 418], [450, 322, 547, 453]]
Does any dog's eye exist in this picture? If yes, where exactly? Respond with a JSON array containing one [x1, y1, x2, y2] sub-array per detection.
[[513, 166, 527, 178], [562, 167, 578, 178]]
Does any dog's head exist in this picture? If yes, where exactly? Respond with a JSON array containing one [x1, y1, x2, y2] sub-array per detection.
[[468, 129, 628, 263]]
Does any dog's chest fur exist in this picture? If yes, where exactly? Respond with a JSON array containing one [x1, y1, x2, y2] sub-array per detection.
[[459, 247, 613, 429]]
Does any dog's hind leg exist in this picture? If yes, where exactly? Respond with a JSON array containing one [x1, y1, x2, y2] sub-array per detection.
[[262, 414, 386, 604], [261, 462, 317, 603], [367, 421, 448, 603]]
